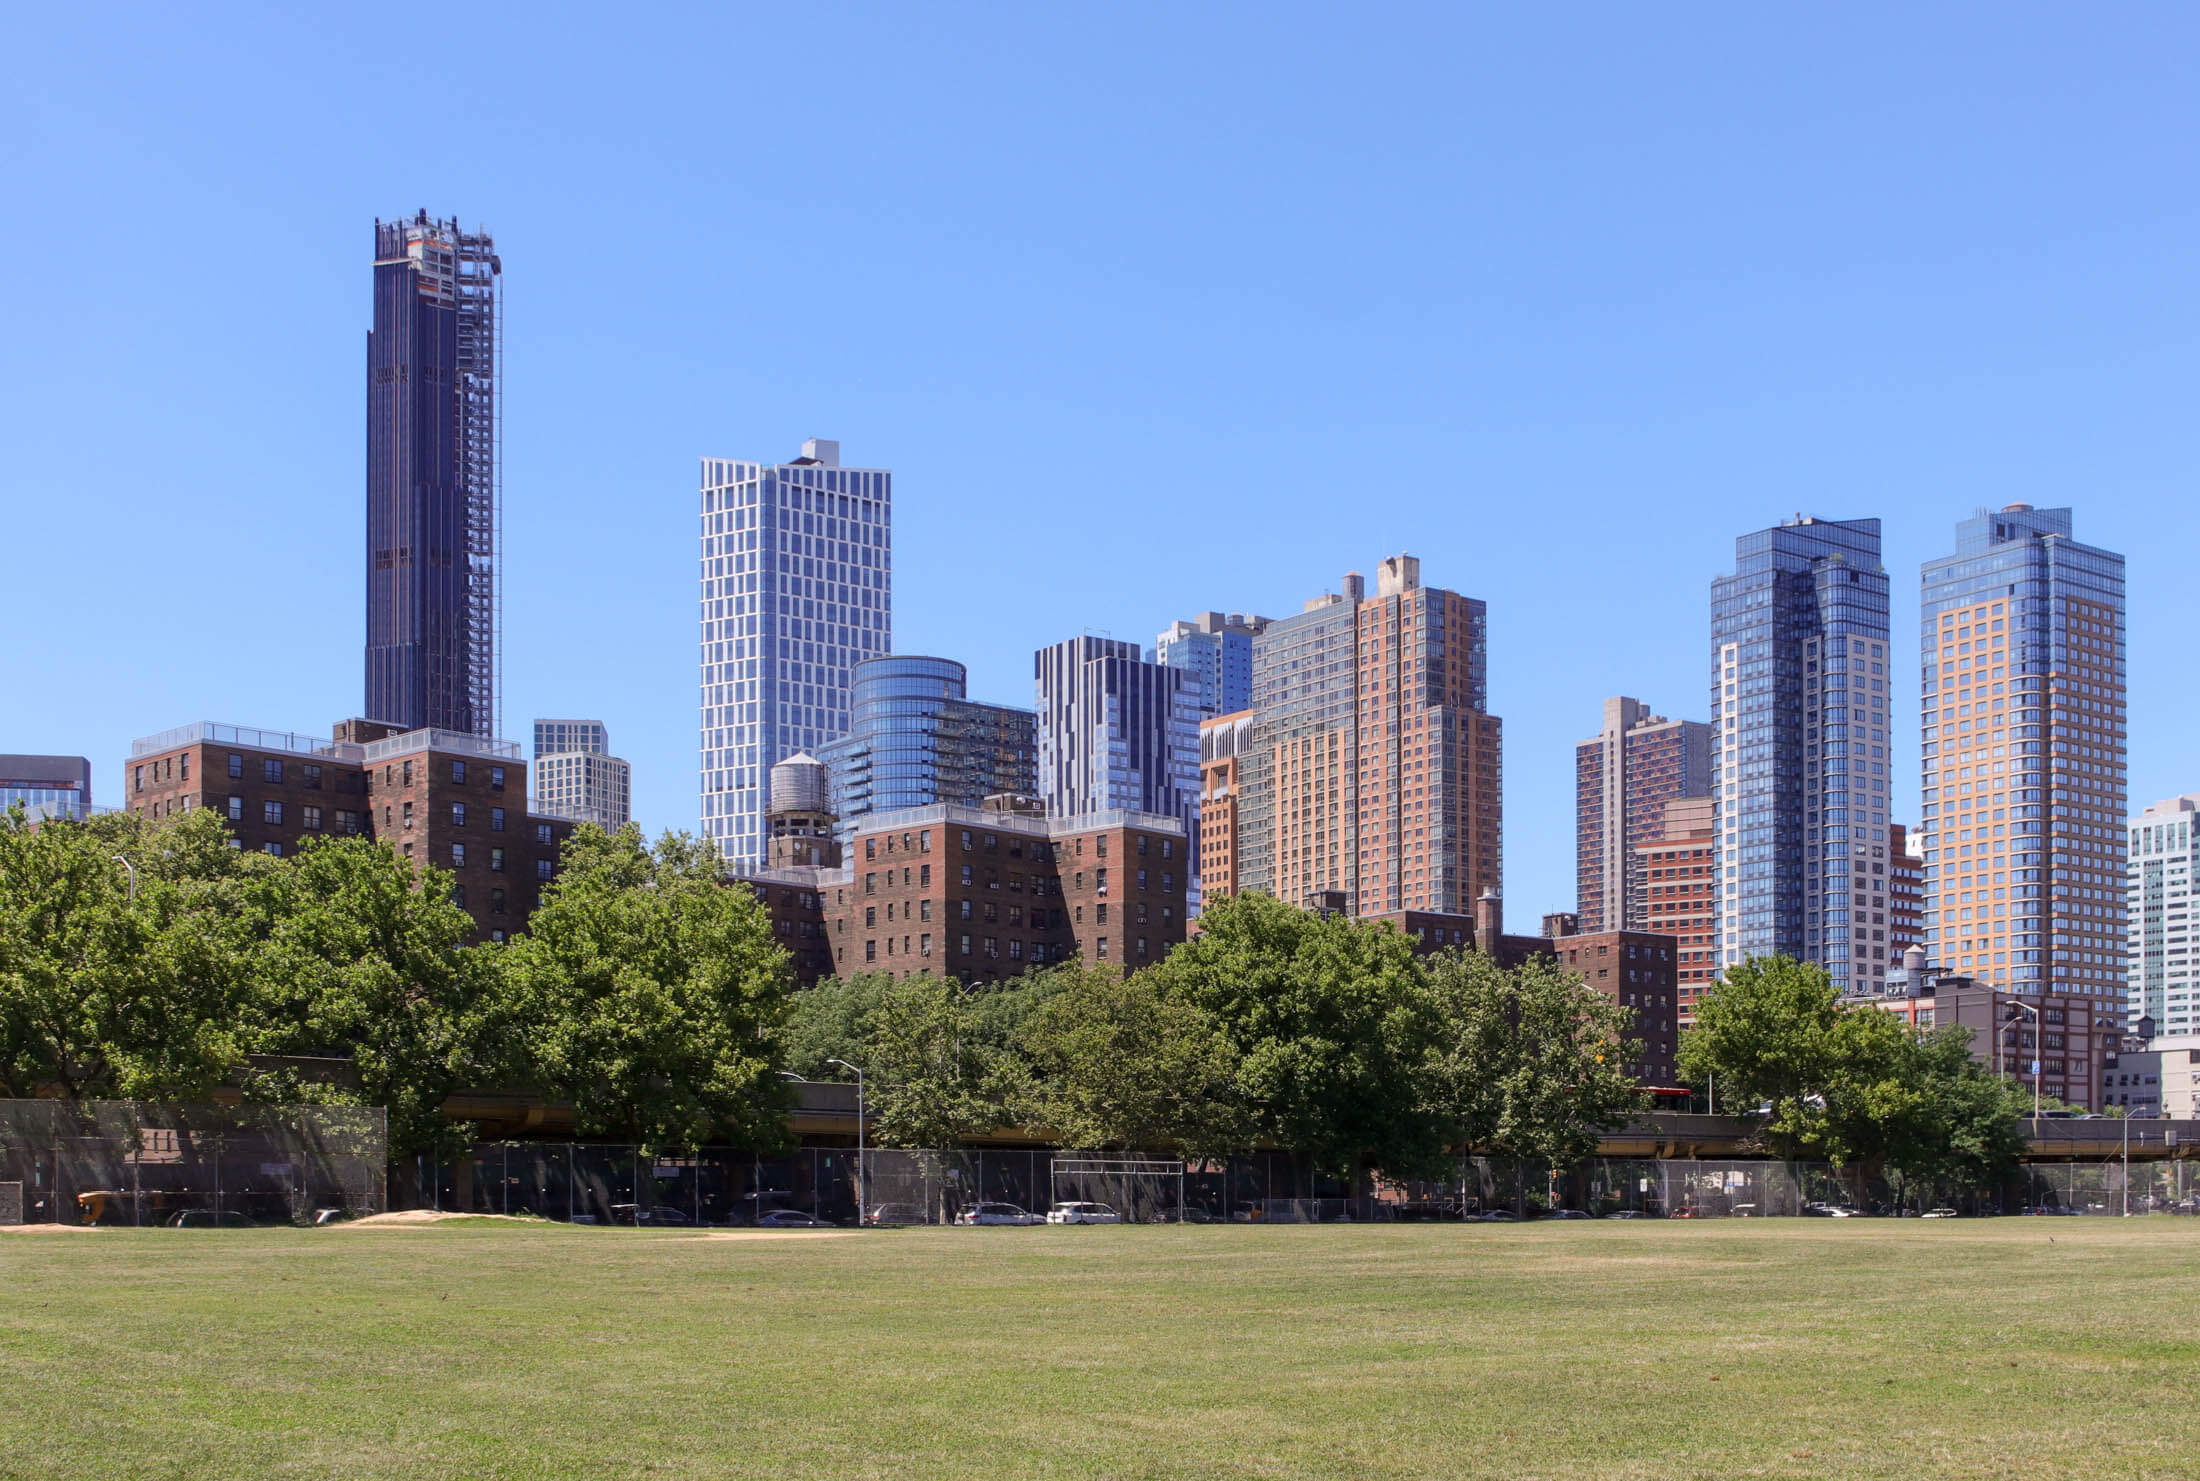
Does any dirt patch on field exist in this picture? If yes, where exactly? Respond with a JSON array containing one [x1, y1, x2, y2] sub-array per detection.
[[0, 1223, 100, 1234], [682, 1230, 861, 1242], [335, 1211, 547, 1228]]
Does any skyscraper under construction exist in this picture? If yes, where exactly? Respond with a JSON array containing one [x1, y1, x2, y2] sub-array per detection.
[[366, 212, 501, 737]]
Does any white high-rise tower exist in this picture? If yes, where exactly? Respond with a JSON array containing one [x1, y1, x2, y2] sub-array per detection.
[[698, 439, 891, 869]]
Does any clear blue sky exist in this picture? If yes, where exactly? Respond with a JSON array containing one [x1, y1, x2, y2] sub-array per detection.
[[7, 5, 2197, 916]]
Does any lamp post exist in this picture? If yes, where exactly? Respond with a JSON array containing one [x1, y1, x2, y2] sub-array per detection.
[[830, 1057, 867, 1223], [111, 855, 135, 905], [774, 1071, 806, 1223], [2000, 998, 2043, 1120]]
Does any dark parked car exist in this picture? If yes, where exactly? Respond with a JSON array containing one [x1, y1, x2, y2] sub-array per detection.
[[610, 1204, 694, 1227], [165, 1209, 255, 1229], [756, 1209, 836, 1229]]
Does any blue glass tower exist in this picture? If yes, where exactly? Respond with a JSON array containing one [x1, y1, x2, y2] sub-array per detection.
[[1154, 612, 1270, 719], [1711, 517, 1891, 991], [815, 655, 1037, 833]]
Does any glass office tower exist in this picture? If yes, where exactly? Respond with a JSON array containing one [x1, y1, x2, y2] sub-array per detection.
[[815, 655, 1037, 832], [698, 439, 891, 869], [1920, 504, 2125, 1011], [1154, 612, 1270, 719], [1711, 517, 1891, 991]]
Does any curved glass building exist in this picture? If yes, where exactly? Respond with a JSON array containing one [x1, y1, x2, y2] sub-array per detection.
[[816, 656, 1037, 832]]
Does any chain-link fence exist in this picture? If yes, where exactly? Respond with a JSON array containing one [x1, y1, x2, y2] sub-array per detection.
[[0, 1101, 386, 1226], [407, 1141, 2200, 1226]]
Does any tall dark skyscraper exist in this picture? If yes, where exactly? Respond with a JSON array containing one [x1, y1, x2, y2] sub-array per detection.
[[366, 212, 501, 737]]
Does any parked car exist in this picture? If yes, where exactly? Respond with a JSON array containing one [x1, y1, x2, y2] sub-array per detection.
[[1921, 1207, 1961, 1219], [1667, 1206, 1702, 1219], [1804, 1202, 1861, 1218], [610, 1203, 694, 1227], [756, 1209, 836, 1229], [865, 1202, 925, 1226], [1475, 1208, 1522, 1222], [1541, 1208, 1594, 1221], [954, 1202, 1043, 1226], [1605, 1209, 1647, 1220], [1730, 1203, 1758, 1218], [165, 1209, 255, 1229], [1047, 1201, 1122, 1225]]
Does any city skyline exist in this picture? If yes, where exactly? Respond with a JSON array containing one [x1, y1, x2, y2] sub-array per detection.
[[10, 11, 2200, 924]]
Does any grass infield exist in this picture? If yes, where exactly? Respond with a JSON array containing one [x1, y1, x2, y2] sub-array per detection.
[[3, 1217, 2197, 1479]]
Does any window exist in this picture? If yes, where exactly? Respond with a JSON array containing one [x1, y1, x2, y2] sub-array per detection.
[[960, 865, 974, 886], [920, 864, 931, 886], [491, 848, 505, 872], [960, 934, 973, 956], [491, 807, 505, 832], [866, 906, 877, 927], [490, 766, 505, 790], [403, 801, 415, 829], [337, 810, 361, 835], [133, 765, 143, 793], [959, 900, 973, 920], [263, 842, 282, 857], [536, 823, 552, 846], [180, 754, 189, 781], [1009, 940, 1024, 960], [451, 802, 467, 827], [263, 800, 284, 825], [1163, 873, 1174, 892], [536, 859, 553, 880], [1162, 839, 1173, 859], [984, 834, 998, 853], [450, 884, 466, 909], [920, 934, 932, 957], [866, 838, 876, 860], [919, 899, 931, 922], [402, 761, 413, 786], [451, 760, 467, 784], [227, 754, 243, 779], [451, 843, 467, 868], [303, 764, 322, 790], [1138, 835, 1149, 856], [1097, 903, 1109, 924], [1096, 868, 1109, 895], [1097, 936, 1109, 959], [865, 873, 877, 895], [866, 940, 877, 962], [961, 830, 974, 851], [490, 929, 507, 944], [302, 805, 322, 832], [1138, 937, 1149, 959], [985, 937, 999, 958], [1138, 869, 1148, 889], [920, 829, 932, 853]]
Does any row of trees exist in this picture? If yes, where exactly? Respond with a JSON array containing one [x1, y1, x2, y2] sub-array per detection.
[[4, 806, 2036, 1196], [786, 891, 1647, 1192], [0, 807, 788, 1158]]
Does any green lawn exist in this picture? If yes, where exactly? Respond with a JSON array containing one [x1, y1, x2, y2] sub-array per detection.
[[3, 1218, 2197, 1480]]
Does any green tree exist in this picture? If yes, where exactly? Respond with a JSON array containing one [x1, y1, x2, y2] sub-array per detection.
[[504, 825, 793, 1150], [0, 806, 261, 1100], [1145, 892, 1442, 1190], [1856, 1025, 2029, 1207], [232, 834, 513, 1159], [782, 972, 895, 1079], [864, 974, 1003, 1148], [1678, 954, 1856, 1161], [1012, 965, 1246, 1160], [1493, 952, 1651, 1176]]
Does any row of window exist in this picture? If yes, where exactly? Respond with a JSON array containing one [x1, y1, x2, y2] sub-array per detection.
[[862, 934, 1151, 964]]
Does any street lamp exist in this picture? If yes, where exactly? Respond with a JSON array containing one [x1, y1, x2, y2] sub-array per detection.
[[830, 1057, 867, 1223], [111, 855, 135, 905], [2000, 999, 2043, 1120]]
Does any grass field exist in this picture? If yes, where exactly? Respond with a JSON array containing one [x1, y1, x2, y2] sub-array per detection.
[[4, 1218, 2198, 1480]]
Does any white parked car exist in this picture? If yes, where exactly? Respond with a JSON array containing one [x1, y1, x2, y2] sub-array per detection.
[[1921, 1207, 1961, 1219], [1047, 1202, 1122, 1225], [954, 1202, 1043, 1227]]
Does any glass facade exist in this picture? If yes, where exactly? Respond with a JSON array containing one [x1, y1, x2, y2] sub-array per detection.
[[698, 441, 891, 870], [1920, 505, 2125, 1011], [1711, 517, 1890, 992], [815, 655, 1037, 833], [1154, 613, 1268, 719], [533, 719, 609, 758], [1034, 636, 1202, 867], [0, 754, 93, 823]]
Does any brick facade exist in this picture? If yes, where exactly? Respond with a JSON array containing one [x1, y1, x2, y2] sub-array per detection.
[[124, 720, 573, 942]]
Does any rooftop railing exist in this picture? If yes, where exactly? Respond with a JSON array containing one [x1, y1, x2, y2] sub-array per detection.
[[361, 729, 522, 764], [129, 722, 363, 761]]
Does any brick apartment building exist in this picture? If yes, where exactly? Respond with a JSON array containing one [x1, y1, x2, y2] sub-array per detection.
[[1636, 795, 1717, 1025], [1197, 710, 1252, 900], [124, 720, 574, 942], [739, 795, 1190, 985], [1868, 972, 2112, 1111]]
